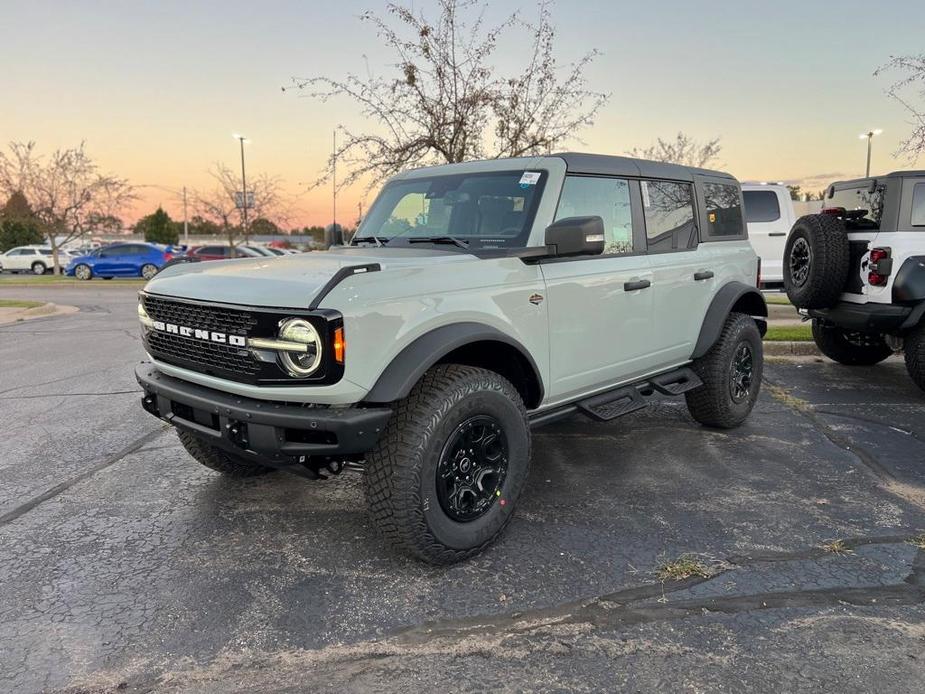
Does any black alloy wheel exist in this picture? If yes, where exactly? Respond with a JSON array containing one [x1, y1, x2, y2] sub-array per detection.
[[435, 415, 509, 522], [729, 342, 754, 403], [789, 237, 812, 288]]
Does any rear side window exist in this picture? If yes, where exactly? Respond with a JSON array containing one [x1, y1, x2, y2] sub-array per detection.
[[555, 176, 635, 255], [826, 185, 883, 230], [703, 183, 744, 238], [743, 190, 781, 223], [641, 181, 696, 252], [911, 183, 925, 227]]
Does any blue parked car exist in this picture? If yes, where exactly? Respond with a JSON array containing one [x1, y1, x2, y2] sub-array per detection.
[[65, 243, 177, 280]]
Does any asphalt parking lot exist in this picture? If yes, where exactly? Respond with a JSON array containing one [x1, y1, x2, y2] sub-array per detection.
[[1, 284, 924, 693]]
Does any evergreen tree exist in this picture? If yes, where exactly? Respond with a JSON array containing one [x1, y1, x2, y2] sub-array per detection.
[[136, 206, 179, 245]]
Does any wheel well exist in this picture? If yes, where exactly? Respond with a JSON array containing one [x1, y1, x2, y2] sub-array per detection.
[[731, 291, 768, 318], [437, 340, 542, 409]]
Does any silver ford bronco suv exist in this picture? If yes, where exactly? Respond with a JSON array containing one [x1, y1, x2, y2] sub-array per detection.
[[136, 154, 768, 563], [782, 171, 925, 391]]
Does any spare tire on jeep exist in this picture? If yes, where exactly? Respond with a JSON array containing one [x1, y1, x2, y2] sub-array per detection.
[[783, 214, 850, 309]]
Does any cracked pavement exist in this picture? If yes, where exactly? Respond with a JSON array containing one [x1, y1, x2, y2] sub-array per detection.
[[0, 285, 924, 692]]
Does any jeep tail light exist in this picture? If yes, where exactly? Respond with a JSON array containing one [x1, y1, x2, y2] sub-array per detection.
[[333, 327, 345, 364], [822, 207, 846, 216], [868, 247, 891, 287]]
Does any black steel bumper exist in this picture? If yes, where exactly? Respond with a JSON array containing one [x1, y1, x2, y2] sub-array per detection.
[[808, 301, 924, 334], [135, 362, 391, 461]]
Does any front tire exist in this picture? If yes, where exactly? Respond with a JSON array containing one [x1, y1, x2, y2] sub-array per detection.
[[686, 312, 763, 429], [74, 264, 92, 281], [905, 323, 925, 392], [177, 430, 275, 477], [365, 364, 531, 564], [812, 320, 893, 365]]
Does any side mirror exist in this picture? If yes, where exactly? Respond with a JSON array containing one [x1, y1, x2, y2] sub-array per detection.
[[544, 216, 605, 258]]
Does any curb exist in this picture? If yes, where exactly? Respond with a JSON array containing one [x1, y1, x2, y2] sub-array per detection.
[[762, 340, 820, 356]]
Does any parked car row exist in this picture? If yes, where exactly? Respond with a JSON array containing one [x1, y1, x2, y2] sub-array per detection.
[[0, 241, 306, 279]]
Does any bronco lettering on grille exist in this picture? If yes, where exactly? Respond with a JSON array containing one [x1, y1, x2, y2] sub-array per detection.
[[151, 321, 246, 347]]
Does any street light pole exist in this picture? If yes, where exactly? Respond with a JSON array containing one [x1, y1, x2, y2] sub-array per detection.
[[182, 186, 189, 246], [860, 129, 883, 177], [235, 134, 249, 243]]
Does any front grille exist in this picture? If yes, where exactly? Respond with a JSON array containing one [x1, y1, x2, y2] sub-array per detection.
[[142, 295, 261, 378]]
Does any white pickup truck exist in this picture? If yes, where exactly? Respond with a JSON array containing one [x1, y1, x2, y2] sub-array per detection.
[[742, 184, 796, 285]]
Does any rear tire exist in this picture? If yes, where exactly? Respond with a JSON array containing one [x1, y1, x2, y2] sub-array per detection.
[[365, 364, 531, 564], [141, 263, 159, 280], [686, 312, 763, 429], [177, 430, 275, 477], [905, 323, 925, 392], [31, 261, 46, 275], [783, 214, 850, 309], [812, 320, 893, 366]]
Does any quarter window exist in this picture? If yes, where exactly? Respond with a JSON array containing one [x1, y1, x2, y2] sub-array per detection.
[[641, 180, 696, 252], [554, 176, 634, 255], [911, 183, 925, 227], [704, 183, 744, 238], [743, 190, 781, 223]]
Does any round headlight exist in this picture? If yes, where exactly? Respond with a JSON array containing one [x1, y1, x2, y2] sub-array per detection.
[[278, 318, 322, 377]]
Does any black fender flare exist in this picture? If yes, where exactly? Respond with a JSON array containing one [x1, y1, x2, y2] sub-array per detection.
[[692, 282, 768, 359], [364, 322, 544, 404]]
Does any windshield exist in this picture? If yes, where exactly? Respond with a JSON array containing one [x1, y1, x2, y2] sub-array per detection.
[[355, 170, 547, 249]]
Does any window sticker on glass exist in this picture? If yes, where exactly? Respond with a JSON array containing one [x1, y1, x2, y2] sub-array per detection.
[[519, 171, 542, 188], [641, 181, 651, 208]]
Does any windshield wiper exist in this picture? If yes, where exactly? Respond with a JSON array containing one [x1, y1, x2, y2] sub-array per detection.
[[407, 236, 470, 249], [351, 235, 388, 247]]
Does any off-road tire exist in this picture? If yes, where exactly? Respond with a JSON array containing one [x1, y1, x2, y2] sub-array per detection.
[[812, 320, 893, 366], [905, 323, 925, 392], [685, 312, 763, 429], [177, 429, 275, 477], [783, 214, 850, 309], [365, 364, 531, 564], [31, 261, 46, 275]]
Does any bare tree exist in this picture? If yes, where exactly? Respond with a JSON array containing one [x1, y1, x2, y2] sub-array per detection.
[[876, 53, 925, 161], [287, 0, 609, 190], [195, 164, 286, 246], [0, 141, 134, 273], [626, 132, 723, 168]]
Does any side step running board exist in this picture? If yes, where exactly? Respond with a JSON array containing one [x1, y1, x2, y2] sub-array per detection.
[[530, 367, 702, 426], [578, 367, 702, 421]]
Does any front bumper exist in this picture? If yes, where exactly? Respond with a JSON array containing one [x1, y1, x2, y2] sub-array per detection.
[[135, 362, 391, 462], [808, 301, 923, 333]]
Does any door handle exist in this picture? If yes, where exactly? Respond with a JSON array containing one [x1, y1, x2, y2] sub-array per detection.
[[624, 279, 651, 292], [769, 232, 787, 237], [694, 270, 714, 281]]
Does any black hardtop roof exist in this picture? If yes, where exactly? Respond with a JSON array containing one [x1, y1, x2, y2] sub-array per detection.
[[830, 170, 925, 188], [553, 152, 737, 183]]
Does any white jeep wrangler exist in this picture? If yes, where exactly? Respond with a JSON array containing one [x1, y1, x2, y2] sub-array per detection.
[[136, 154, 767, 563], [782, 171, 925, 391]]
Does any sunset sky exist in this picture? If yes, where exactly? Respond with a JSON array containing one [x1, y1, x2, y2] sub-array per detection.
[[3, 0, 924, 228]]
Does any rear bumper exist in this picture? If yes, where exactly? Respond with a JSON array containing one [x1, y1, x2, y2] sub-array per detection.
[[135, 362, 391, 461], [808, 301, 923, 333]]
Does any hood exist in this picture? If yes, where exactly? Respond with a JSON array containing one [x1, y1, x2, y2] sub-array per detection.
[[142, 246, 473, 308]]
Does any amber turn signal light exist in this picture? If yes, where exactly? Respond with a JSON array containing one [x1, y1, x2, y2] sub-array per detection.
[[333, 327, 345, 364]]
